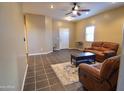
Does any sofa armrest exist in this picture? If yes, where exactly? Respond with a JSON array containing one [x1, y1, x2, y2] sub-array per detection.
[[83, 47, 93, 52], [84, 47, 93, 51], [103, 50, 116, 58], [85, 47, 93, 50], [79, 63, 102, 81]]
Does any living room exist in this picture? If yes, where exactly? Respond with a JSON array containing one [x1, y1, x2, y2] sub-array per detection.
[[0, 2, 124, 91]]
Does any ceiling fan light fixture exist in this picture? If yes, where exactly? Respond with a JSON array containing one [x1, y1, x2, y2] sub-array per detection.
[[74, 5, 79, 10], [50, 4, 54, 9], [65, 3, 90, 17], [72, 10, 77, 15], [86, 12, 89, 15]]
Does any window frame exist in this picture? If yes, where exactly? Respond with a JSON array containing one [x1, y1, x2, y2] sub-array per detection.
[[85, 25, 95, 42]]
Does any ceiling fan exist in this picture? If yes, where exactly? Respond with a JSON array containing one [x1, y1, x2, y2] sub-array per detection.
[[66, 3, 90, 17]]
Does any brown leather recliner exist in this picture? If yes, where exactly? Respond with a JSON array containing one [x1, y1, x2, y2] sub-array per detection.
[[78, 55, 120, 91], [84, 42, 119, 62]]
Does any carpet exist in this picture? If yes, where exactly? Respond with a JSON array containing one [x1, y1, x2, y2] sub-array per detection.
[[51, 62, 79, 85]]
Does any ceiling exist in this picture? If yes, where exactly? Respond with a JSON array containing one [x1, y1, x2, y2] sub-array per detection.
[[22, 2, 124, 21]]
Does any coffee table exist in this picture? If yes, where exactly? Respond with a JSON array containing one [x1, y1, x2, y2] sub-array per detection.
[[71, 52, 96, 67]]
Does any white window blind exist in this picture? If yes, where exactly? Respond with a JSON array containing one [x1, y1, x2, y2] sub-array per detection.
[[85, 25, 95, 42]]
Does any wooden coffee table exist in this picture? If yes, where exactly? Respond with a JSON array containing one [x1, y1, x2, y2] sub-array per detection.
[[71, 52, 96, 67]]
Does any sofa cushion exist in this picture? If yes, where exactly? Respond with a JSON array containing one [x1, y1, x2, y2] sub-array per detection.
[[85, 49, 104, 56], [99, 47, 109, 51], [94, 51, 104, 56], [92, 42, 103, 47], [103, 50, 115, 54], [102, 42, 119, 51], [92, 47, 101, 50]]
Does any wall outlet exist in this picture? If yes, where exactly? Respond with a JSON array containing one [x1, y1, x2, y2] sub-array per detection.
[[41, 48, 43, 51]]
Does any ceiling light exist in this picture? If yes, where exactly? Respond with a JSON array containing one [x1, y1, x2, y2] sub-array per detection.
[[64, 16, 74, 21], [50, 4, 54, 9], [86, 12, 89, 15], [72, 10, 77, 15], [74, 5, 79, 10]]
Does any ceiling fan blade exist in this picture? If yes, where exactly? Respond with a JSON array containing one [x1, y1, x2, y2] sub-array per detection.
[[71, 15, 77, 17], [77, 12, 81, 16], [79, 9, 90, 12], [65, 12, 72, 15]]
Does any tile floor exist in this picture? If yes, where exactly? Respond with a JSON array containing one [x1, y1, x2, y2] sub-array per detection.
[[23, 49, 83, 91]]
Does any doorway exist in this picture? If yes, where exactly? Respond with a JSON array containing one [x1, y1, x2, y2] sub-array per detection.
[[59, 28, 69, 49]]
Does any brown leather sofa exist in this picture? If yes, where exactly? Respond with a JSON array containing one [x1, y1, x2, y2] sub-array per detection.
[[78, 55, 120, 91], [84, 42, 119, 62]]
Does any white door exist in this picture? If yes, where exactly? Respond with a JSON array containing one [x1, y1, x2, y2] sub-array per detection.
[[59, 28, 69, 49]]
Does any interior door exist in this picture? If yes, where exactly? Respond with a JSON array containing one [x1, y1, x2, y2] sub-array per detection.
[[59, 28, 69, 49]]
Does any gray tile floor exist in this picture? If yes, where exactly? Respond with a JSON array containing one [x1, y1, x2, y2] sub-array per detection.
[[24, 49, 83, 91]]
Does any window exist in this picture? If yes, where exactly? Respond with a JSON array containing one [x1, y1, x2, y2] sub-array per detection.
[[85, 25, 95, 42]]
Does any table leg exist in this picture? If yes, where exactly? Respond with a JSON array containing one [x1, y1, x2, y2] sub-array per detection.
[[76, 63, 78, 67], [71, 56, 72, 64], [93, 56, 95, 64]]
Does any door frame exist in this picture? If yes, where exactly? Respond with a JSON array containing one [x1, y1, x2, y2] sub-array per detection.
[[59, 28, 69, 49]]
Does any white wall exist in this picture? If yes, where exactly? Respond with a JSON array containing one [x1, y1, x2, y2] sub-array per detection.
[[25, 14, 53, 55], [45, 16, 53, 52], [117, 24, 124, 91], [26, 14, 46, 54], [0, 3, 27, 90]]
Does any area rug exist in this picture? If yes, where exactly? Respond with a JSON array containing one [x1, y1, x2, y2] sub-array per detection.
[[51, 62, 79, 85]]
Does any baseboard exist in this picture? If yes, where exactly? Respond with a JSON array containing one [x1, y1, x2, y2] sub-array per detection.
[[54, 49, 61, 51], [28, 48, 82, 56], [69, 47, 84, 51], [21, 64, 28, 91], [56, 48, 75, 50], [68, 48, 77, 50], [46, 51, 53, 54], [55, 48, 81, 50], [28, 51, 53, 56]]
